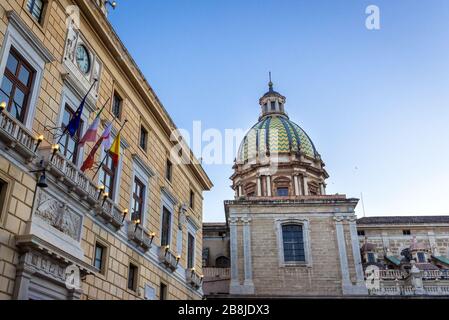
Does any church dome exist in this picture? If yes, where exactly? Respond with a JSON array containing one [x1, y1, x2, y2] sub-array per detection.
[[237, 114, 318, 163]]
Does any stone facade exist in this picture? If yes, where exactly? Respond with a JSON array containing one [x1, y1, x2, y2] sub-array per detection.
[[0, 0, 212, 300]]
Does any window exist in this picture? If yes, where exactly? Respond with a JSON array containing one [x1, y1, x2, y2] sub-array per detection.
[[187, 233, 195, 269], [111, 91, 122, 119], [99, 153, 116, 199], [357, 230, 365, 236], [270, 101, 276, 110], [282, 224, 305, 263], [93, 243, 106, 274], [0, 48, 35, 123], [276, 187, 289, 197], [189, 190, 195, 209], [27, 0, 45, 23], [139, 126, 148, 151], [215, 256, 230, 268], [161, 206, 171, 247], [60, 105, 83, 163], [367, 252, 376, 263], [417, 252, 426, 263], [403, 230, 411, 235], [0, 179, 7, 217], [131, 177, 145, 222], [159, 282, 167, 300], [165, 159, 172, 182], [127, 263, 138, 291]]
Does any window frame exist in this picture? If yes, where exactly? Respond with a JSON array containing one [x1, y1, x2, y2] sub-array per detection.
[[99, 153, 116, 200], [165, 159, 173, 182], [160, 206, 172, 247], [276, 187, 289, 197], [275, 218, 311, 267], [131, 176, 145, 223], [189, 189, 195, 210], [159, 282, 167, 300], [111, 91, 123, 120], [0, 47, 35, 123], [26, 0, 46, 24], [0, 174, 13, 226], [59, 103, 83, 164], [93, 241, 107, 274], [139, 125, 148, 151], [403, 230, 411, 236], [187, 232, 195, 269], [127, 262, 139, 292]]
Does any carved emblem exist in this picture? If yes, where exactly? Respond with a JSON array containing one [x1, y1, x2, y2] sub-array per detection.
[[35, 191, 82, 241]]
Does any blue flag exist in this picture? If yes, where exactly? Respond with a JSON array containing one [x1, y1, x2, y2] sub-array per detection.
[[65, 80, 97, 137], [66, 97, 86, 137]]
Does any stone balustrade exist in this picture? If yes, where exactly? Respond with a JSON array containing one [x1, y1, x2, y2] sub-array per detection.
[[127, 223, 153, 251], [93, 197, 123, 229], [186, 268, 203, 290], [158, 246, 179, 271], [0, 111, 37, 160]]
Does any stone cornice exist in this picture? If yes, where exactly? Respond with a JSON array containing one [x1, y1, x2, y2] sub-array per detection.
[[74, 0, 212, 191]]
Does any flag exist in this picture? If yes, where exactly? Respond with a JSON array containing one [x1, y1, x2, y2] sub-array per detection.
[[102, 122, 113, 151], [80, 122, 113, 172], [66, 96, 86, 137], [65, 80, 97, 138], [108, 132, 121, 167], [78, 113, 100, 146]]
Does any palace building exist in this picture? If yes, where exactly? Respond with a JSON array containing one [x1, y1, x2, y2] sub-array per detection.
[[202, 82, 449, 298], [0, 0, 212, 300]]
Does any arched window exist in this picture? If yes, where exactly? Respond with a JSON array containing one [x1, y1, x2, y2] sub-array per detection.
[[282, 224, 305, 262], [215, 256, 230, 268]]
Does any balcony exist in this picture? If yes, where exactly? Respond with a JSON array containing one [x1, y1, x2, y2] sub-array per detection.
[[186, 268, 203, 290], [127, 223, 153, 251], [93, 197, 124, 229], [42, 147, 124, 229], [158, 246, 179, 271], [0, 110, 38, 161]]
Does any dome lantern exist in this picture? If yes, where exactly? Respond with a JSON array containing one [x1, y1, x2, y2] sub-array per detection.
[[259, 72, 287, 120]]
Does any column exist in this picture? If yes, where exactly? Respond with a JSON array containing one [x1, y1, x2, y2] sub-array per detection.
[[266, 175, 272, 197], [303, 176, 309, 195], [293, 175, 300, 196], [242, 217, 255, 294], [334, 216, 351, 294], [320, 183, 326, 195], [229, 217, 240, 292], [257, 176, 262, 196], [238, 185, 242, 197], [349, 218, 368, 292]]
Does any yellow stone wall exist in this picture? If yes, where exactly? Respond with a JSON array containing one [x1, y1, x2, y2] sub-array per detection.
[[0, 0, 211, 300]]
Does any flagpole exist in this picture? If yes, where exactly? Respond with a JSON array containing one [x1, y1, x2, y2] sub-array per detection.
[[92, 119, 128, 180], [56, 79, 98, 146]]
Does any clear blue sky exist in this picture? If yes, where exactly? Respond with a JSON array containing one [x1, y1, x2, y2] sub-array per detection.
[[110, 0, 449, 222]]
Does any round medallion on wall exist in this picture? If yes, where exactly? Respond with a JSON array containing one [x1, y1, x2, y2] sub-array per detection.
[[75, 44, 91, 74]]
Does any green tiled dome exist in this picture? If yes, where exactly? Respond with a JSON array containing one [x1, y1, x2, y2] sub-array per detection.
[[237, 115, 318, 162]]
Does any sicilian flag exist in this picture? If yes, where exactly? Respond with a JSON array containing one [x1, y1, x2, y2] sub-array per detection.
[[108, 132, 121, 168], [80, 122, 113, 172]]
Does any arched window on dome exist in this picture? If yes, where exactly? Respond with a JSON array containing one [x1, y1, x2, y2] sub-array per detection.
[[270, 101, 276, 111], [244, 182, 256, 197], [273, 176, 291, 197]]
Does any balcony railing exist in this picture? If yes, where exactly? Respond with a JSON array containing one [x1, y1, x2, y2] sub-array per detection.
[[127, 223, 153, 251], [378, 270, 406, 280], [158, 247, 179, 271], [43, 148, 123, 229], [93, 197, 123, 229], [186, 268, 203, 290], [0, 111, 37, 160], [203, 267, 230, 278]]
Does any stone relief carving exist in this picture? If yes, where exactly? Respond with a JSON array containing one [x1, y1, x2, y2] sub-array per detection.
[[35, 190, 82, 241], [27, 251, 67, 283]]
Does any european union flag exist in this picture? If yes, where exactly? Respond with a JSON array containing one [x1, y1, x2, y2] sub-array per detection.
[[66, 97, 86, 137]]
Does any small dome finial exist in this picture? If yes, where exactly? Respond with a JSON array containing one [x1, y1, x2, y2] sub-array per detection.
[[268, 71, 273, 91]]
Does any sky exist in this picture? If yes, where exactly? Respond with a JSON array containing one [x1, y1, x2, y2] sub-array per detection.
[[109, 0, 449, 222]]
